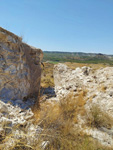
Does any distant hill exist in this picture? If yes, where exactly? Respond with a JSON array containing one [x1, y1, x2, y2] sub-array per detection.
[[43, 51, 113, 65]]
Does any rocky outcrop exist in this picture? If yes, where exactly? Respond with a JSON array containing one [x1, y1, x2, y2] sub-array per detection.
[[54, 63, 113, 147], [54, 64, 92, 99], [0, 100, 42, 150], [54, 64, 113, 116], [0, 27, 43, 101]]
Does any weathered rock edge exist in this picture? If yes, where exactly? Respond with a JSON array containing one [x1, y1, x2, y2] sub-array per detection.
[[0, 27, 43, 102]]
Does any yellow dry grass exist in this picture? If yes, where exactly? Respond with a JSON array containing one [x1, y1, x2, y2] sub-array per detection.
[[87, 104, 113, 129], [1, 91, 113, 150], [41, 62, 54, 88], [65, 62, 109, 70], [31, 91, 112, 150]]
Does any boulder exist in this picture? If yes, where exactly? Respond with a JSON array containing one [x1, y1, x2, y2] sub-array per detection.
[[0, 27, 43, 101]]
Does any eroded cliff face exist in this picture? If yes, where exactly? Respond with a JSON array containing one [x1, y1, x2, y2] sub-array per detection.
[[0, 27, 43, 101]]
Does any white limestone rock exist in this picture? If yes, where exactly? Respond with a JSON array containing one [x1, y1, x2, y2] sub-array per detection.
[[53, 63, 113, 147]]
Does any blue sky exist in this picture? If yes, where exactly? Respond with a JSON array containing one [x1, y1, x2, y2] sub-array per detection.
[[0, 0, 113, 54]]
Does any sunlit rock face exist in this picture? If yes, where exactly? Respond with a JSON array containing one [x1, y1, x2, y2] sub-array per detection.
[[0, 27, 43, 101], [54, 64, 113, 117], [54, 64, 113, 147]]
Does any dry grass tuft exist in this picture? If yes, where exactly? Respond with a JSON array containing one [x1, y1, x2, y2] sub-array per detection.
[[41, 63, 54, 88], [33, 92, 86, 149], [87, 104, 113, 129]]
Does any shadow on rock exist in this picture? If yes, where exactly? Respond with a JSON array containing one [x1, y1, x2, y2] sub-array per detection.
[[0, 97, 36, 110], [40, 87, 56, 99]]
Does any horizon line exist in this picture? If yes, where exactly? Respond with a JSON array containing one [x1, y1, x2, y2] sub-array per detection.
[[43, 50, 113, 56]]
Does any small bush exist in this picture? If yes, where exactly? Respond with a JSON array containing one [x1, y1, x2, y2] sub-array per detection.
[[87, 104, 113, 129]]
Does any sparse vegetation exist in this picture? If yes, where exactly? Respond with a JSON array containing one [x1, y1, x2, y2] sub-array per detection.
[[1, 47, 113, 149], [31, 92, 112, 150], [43, 51, 113, 65], [41, 62, 54, 88], [33, 92, 111, 149], [1, 90, 113, 150], [1, 25, 113, 150], [87, 104, 113, 129]]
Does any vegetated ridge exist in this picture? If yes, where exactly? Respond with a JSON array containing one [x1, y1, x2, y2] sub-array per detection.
[[43, 51, 113, 64]]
